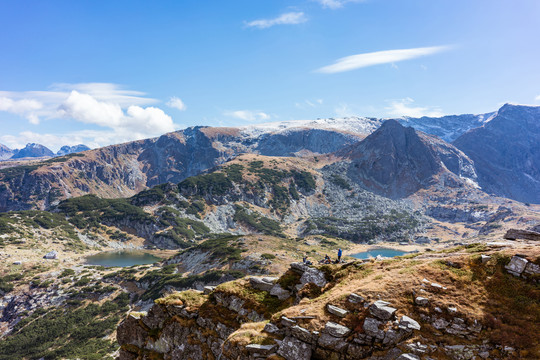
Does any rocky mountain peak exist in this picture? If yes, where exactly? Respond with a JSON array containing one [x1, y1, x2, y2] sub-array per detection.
[[338, 120, 476, 199], [453, 103, 540, 203], [0, 143, 14, 160], [11, 143, 55, 159], [56, 144, 90, 156]]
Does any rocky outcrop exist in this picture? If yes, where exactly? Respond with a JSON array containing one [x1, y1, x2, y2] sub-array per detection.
[[503, 228, 540, 241], [505, 255, 540, 281]]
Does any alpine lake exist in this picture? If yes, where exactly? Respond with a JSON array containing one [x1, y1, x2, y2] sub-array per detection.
[[85, 250, 162, 267]]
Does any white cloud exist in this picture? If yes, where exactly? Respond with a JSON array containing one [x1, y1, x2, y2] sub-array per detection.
[[314, 0, 364, 9], [0, 83, 158, 125], [386, 98, 444, 118], [166, 96, 187, 111], [0, 97, 43, 124], [58, 91, 175, 136], [224, 110, 271, 122], [0, 84, 179, 151], [245, 12, 307, 29], [535, 95, 540, 102], [316, 45, 451, 74]]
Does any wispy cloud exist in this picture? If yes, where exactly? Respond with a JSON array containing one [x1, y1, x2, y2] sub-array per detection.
[[314, 0, 364, 9], [245, 12, 307, 29], [224, 110, 270, 122], [316, 45, 452, 73], [166, 96, 187, 111], [535, 95, 540, 102], [386, 98, 444, 118], [295, 99, 323, 109]]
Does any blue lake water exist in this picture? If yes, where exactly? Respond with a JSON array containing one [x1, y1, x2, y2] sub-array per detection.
[[85, 251, 161, 267], [351, 248, 408, 260]]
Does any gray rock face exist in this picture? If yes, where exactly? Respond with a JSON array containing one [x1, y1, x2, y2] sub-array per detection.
[[504, 228, 540, 241], [277, 336, 312, 360], [453, 103, 540, 204], [399, 315, 421, 331], [291, 325, 312, 343], [348, 293, 365, 304], [327, 304, 348, 318], [323, 321, 351, 337], [339, 120, 476, 199], [246, 344, 276, 355], [270, 284, 291, 300], [505, 255, 529, 276], [369, 300, 397, 320], [250, 276, 276, 292], [363, 317, 383, 338], [396, 354, 421, 360]]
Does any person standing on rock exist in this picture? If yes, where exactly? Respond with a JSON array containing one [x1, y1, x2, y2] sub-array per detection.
[[337, 248, 342, 263]]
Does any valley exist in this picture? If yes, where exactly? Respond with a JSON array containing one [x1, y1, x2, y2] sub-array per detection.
[[0, 105, 539, 359]]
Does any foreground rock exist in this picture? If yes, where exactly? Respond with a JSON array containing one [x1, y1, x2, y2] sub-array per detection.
[[504, 228, 540, 241]]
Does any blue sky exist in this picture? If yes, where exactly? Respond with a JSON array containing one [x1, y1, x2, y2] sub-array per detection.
[[0, 0, 539, 151]]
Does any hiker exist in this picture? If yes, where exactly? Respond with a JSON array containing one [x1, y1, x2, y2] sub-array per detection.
[[337, 248, 342, 263], [323, 254, 331, 264], [303, 255, 312, 265]]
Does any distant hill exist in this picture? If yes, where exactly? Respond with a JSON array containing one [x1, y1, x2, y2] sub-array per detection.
[[56, 144, 91, 156], [10, 143, 55, 159], [0, 143, 14, 160]]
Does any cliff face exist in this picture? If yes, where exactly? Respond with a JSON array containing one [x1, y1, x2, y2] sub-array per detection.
[[339, 120, 476, 199], [453, 104, 540, 204]]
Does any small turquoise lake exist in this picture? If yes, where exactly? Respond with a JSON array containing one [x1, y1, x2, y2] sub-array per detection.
[[85, 251, 162, 267], [351, 248, 408, 260]]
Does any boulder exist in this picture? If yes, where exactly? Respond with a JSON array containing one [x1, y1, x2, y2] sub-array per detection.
[[263, 322, 280, 334], [323, 321, 351, 337], [396, 354, 420, 360], [363, 317, 383, 338], [291, 325, 312, 343], [399, 315, 421, 331], [504, 228, 540, 241], [43, 251, 58, 260], [246, 344, 276, 355], [203, 286, 216, 294], [318, 333, 349, 352], [327, 304, 348, 318], [277, 336, 312, 360], [348, 293, 365, 304], [249, 277, 275, 292], [369, 300, 397, 320], [523, 262, 540, 278], [300, 267, 327, 288], [505, 255, 528, 276], [270, 284, 291, 300], [480, 255, 491, 264], [281, 316, 296, 327], [414, 296, 429, 306]]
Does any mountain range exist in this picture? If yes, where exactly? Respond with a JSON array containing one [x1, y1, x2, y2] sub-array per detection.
[[0, 103, 538, 213], [0, 143, 90, 161]]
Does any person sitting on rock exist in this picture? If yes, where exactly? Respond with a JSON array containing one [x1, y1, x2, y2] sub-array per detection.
[[322, 254, 331, 264], [303, 255, 312, 265]]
